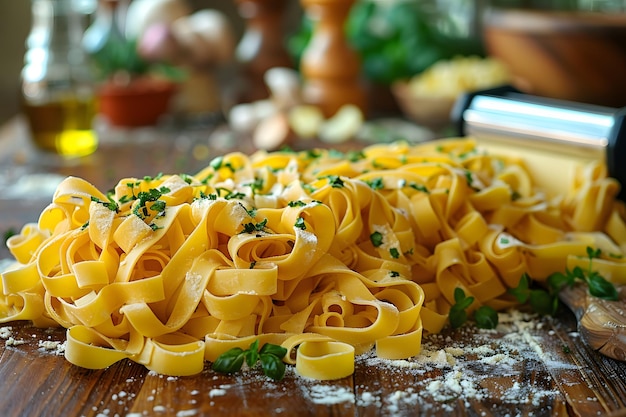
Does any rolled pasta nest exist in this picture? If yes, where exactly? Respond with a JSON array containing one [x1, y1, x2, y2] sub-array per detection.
[[2, 138, 625, 379]]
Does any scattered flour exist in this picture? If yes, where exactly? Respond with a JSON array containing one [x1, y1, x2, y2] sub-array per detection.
[[1, 326, 26, 347], [0, 326, 12, 339], [38, 339, 66, 355], [175, 409, 199, 417], [302, 384, 355, 405], [2, 309, 568, 415], [358, 309, 563, 414], [208, 388, 227, 398]]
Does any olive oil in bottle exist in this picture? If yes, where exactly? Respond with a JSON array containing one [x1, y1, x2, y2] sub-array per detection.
[[22, 96, 98, 157], [22, 0, 98, 158]]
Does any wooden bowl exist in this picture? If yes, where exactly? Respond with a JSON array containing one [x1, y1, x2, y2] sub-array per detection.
[[483, 9, 626, 108]]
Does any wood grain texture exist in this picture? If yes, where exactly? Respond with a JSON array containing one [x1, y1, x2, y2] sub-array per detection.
[[560, 284, 626, 362], [2, 307, 626, 417], [483, 9, 626, 108], [2, 118, 626, 416]]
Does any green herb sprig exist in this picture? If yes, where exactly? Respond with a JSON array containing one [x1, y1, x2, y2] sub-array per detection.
[[326, 175, 345, 188], [508, 273, 559, 316], [449, 288, 498, 329], [212, 340, 288, 381], [555, 247, 618, 301], [365, 177, 384, 190], [132, 186, 170, 219], [3, 228, 16, 247], [241, 218, 268, 234], [91, 196, 119, 212], [509, 247, 619, 315]]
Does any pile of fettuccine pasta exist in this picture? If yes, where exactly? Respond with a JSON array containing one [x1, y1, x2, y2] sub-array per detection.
[[2, 138, 625, 379]]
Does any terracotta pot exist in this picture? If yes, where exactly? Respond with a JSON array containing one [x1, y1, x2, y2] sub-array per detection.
[[98, 77, 177, 127]]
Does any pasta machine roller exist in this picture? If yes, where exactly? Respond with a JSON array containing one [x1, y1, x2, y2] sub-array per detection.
[[453, 86, 626, 200]]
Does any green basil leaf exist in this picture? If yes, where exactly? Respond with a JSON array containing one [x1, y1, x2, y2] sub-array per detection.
[[587, 246, 601, 259], [587, 274, 619, 301], [260, 354, 286, 381], [570, 266, 586, 281], [508, 273, 530, 303], [474, 306, 498, 329], [244, 349, 258, 368], [529, 290, 556, 316], [547, 272, 572, 293], [212, 347, 245, 374], [453, 287, 465, 304], [448, 306, 467, 329], [259, 343, 288, 359]]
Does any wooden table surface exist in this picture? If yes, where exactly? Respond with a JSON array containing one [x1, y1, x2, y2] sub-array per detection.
[[1, 116, 626, 417]]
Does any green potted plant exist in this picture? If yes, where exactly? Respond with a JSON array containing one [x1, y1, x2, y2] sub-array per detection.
[[83, 0, 184, 127]]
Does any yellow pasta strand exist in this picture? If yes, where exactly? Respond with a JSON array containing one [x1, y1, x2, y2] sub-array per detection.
[[1, 138, 625, 380]]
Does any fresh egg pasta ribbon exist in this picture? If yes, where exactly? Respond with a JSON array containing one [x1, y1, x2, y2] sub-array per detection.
[[1, 138, 625, 380]]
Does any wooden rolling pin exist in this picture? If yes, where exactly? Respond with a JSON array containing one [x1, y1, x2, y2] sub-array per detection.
[[456, 87, 626, 360]]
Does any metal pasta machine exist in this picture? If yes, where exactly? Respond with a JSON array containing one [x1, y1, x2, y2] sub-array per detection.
[[453, 86, 626, 200]]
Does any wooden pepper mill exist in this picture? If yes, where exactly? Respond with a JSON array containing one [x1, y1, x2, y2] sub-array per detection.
[[234, 0, 293, 103], [299, 0, 366, 117]]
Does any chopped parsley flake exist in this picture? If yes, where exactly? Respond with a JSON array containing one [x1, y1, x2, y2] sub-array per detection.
[[210, 156, 224, 170], [370, 231, 383, 247], [119, 194, 134, 204], [132, 187, 170, 219], [210, 156, 236, 172], [143, 173, 163, 182], [245, 206, 258, 218], [347, 150, 365, 162], [197, 191, 218, 201], [248, 178, 264, 193], [365, 177, 384, 190], [242, 218, 268, 234], [91, 196, 118, 212], [294, 217, 306, 230], [327, 175, 344, 188], [225, 191, 246, 200], [180, 173, 194, 184], [305, 149, 322, 159], [409, 182, 429, 193]]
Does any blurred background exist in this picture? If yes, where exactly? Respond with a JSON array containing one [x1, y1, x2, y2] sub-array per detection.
[[0, 1, 250, 125], [0, 0, 624, 248], [0, 0, 625, 151]]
